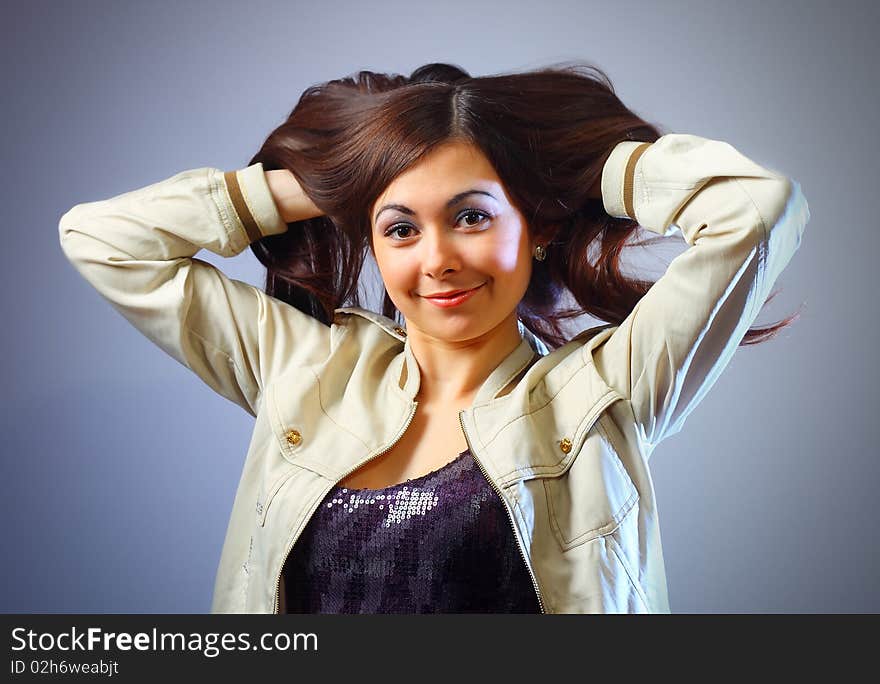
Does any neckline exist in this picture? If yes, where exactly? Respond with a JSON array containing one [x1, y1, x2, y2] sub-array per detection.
[[399, 329, 540, 404], [334, 449, 471, 493]]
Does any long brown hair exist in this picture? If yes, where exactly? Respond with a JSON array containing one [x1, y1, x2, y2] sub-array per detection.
[[247, 61, 799, 350]]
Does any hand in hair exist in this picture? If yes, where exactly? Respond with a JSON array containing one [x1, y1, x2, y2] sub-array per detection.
[[265, 169, 323, 223]]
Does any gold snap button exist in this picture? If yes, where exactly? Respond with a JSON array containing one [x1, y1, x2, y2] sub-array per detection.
[[559, 438, 572, 454], [393, 326, 407, 337], [285, 429, 302, 446]]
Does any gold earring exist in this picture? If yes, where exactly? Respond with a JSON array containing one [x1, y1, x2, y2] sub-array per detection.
[[534, 244, 547, 261]]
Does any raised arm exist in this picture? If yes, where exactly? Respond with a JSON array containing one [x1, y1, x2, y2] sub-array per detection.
[[59, 163, 329, 417], [589, 133, 810, 452]]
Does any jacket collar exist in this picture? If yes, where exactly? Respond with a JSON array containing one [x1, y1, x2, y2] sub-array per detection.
[[397, 320, 548, 406]]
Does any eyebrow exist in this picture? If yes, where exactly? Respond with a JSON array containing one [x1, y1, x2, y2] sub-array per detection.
[[373, 190, 498, 223]]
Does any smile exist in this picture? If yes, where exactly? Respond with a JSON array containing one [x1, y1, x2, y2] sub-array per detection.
[[421, 283, 485, 308]]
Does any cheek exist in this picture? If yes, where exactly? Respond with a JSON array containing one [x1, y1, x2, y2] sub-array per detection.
[[480, 231, 526, 273], [483, 227, 533, 280], [487, 242, 519, 272], [375, 250, 415, 293]]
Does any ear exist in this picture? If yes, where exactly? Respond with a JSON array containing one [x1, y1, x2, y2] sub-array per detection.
[[530, 222, 562, 250]]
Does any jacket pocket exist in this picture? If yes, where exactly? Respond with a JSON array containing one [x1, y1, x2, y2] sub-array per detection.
[[265, 373, 321, 466], [541, 421, 638, 551]]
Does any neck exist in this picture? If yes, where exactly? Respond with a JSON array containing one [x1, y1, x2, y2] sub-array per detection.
[[407, 311, 523, 405]]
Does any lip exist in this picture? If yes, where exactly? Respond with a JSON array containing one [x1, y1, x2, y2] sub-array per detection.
[[421, 283, 485, 308]]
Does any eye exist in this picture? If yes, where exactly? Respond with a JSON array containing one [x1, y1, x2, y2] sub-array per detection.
[[457, 209, 491, 228], [384, 224, 417, 240]]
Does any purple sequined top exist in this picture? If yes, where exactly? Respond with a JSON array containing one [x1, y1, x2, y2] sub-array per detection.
[[282, 449, 541, 613]]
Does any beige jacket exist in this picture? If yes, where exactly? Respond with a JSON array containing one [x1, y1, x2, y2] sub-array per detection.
[[58, 133, 810, 613]]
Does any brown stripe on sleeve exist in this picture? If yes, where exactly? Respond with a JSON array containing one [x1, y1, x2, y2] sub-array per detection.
[[623, 142, 652, 222], [223, 170, 263, 244]]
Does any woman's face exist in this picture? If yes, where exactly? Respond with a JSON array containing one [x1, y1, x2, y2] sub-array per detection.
[[369, 140, 536, 344]]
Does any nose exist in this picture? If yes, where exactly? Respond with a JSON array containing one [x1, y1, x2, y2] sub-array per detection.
[[421, 227, 461, 279]]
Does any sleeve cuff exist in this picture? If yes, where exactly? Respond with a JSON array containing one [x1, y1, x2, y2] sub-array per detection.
[[601, 140, 653, 221], [222, 162, 288, 244]]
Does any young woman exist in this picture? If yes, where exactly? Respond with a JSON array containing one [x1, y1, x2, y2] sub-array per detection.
[[59, 62, 810, 613]]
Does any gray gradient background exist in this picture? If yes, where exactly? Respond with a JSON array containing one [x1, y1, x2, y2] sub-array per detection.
[[2, 0, 877, 613]]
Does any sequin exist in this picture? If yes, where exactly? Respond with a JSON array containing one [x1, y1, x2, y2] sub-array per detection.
[[282, 449, 541, 613]]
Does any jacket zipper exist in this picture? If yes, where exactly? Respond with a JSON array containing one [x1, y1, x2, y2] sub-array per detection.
[[272, 401, 419, 614], [458, 411, 546, 614]]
